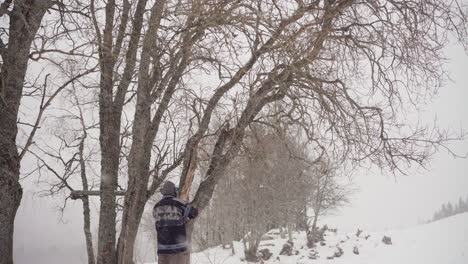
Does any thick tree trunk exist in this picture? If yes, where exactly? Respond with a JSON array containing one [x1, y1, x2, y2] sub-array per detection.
[[116, 90, 153, 264], [0, 2, 49, 263], [116, 1, 183, 260], [96, 113, 121, 264], [0, 48, 24, 263], [114, 1, 167, 262], [116, 190, 148, 264], [116, 154, 151, 264], [96, 1, 121, 262], [96, 32, 121, 264], [0, 154, 22, 264]]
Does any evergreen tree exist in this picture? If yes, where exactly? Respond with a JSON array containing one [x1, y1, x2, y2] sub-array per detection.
[[456, 198, 464, 214], [441, 203, 448, 218], [447, 202, 454, 217], [430, 195, 468, 223], [462, 195, 468, 212], [465, 195, 468, 211]]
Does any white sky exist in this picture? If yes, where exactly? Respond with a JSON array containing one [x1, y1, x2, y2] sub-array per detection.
[[324, 42, 468, 232], [13, 35, 468, 264]]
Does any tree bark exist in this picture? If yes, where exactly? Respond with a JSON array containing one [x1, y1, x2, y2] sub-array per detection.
[[78, 129, 96, 264], [92, 0, 152, 262], [95, 1, 122, 263], [96, 45, 121, 263], [82, 196, 96, 264], [96, 108, 121, 264], [116, 1, 199, 262], [116, 97, 153, 263], [0, 2, 49, 263]]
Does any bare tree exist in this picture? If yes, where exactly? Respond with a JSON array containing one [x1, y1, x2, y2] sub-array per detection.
[[306, 160, 349, 248], [182, 0, 468, 222], [38, 1, 468, 263], [67, 0, 168, 262], [192, 124, 335, 260], [0, 1, 94, 263], [238, 127, 312, 261], [0, 2, 50, 262], [136, 1, 466, 262], [29, 84, 100, 264]]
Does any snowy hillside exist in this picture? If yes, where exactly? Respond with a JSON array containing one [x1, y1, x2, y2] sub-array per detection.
[[147, 212, 468, 264]]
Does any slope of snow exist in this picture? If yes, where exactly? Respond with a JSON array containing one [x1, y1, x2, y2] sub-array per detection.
[[146, 212, 468, 264]]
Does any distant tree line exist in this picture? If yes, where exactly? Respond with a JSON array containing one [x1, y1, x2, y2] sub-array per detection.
[[431, 195, 468, 222]]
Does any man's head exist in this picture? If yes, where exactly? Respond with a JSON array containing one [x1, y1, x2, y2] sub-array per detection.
[[160, 181, 178, 197]]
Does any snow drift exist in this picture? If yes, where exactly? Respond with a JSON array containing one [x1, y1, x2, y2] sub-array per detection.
[[146, 212, 468, 264]]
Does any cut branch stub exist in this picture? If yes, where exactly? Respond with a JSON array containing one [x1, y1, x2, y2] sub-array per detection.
[[70, 190, 127, 200]]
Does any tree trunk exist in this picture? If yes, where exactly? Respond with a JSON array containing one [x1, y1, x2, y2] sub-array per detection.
[[307, 211, 319, 248], [0, 57, 23, 263], [96, 1, 122, 262], [0, 155, 22, 264], [244, 246, 259, 262], [116, 57, 157, 262], [230, 241, 235, 256], [279, 227, 287, 239], [116, 64, 153, 264], [244, 231, 262, 262], [0, 2, 49, 263], [116, 197, 147, 264], [96, 41, 121, 264], [116, 173, 150, 264], [79, 133, 96, 264], [96, 113, 121, 264], [115, 1, 169, 262], [82, 196, 96, 264], [287, 222, 293, 241]]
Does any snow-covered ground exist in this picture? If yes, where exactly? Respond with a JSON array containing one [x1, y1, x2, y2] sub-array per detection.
[[147, 212, 468, 264]]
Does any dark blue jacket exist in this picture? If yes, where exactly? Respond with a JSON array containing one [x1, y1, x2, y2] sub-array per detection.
[[153, 195, 198, 254]]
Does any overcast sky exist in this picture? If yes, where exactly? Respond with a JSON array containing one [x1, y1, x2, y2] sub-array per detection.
[[324, 42, 468, 232], [13, 39, 468, 264]]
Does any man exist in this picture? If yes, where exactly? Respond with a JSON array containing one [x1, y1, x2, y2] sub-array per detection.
[[153, 181, 199, 264]]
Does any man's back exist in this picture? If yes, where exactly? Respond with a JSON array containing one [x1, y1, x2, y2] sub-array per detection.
[[153, 196, 194, 254], [153, 181, 198, 264]]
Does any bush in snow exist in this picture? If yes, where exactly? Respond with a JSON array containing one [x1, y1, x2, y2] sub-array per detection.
[[382, 236, 392, 245], [356, 229, 363, 237], [308, 250, 319, 260], [327, 246, 344, 259], [334, 246, 344, 258], [279, 240, 294, 256], [243, 248, 259, 262], [353, 246, 360, 255], [258, 248, 273, 260]]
